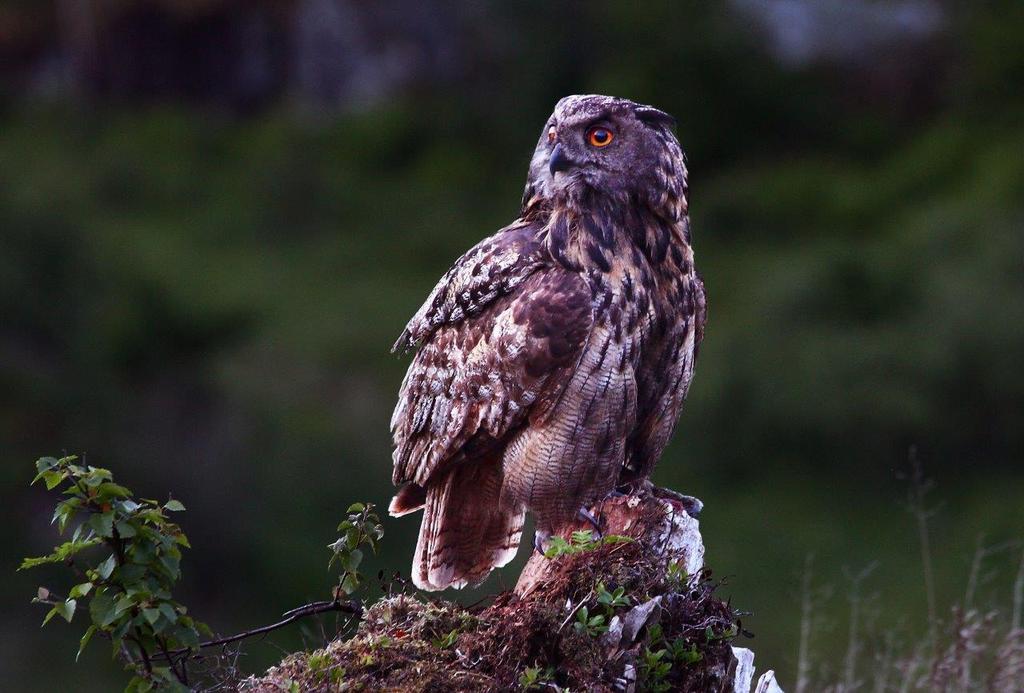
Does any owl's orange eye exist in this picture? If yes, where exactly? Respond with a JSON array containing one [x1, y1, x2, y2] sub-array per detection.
[[587, 127, 614, 147], [547, 126, 556, 143]]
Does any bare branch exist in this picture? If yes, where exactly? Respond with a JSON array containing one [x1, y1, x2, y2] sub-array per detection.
[[154, 599, 362, 661]]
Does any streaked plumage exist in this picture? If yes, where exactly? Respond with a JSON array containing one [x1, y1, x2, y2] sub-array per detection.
[[390, 95, 706, 591]]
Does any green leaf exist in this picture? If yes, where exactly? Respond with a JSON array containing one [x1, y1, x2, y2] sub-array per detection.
[[339, 573, 359, 595], [20, 537, 103, 570], [344, 548, 363, 572], [69, 582, 94, 599], [126, 675, 154, 693], [20, 557, 52, 571], [118, 563, 146, 585], [94, 483, 131, 500], [113, 594, 135, 618], [32, 457, 64, 485], [158, 602, 179, 624], [35, 456, 61, 474], [97, 554, 117, 580], [51, 500, 79, 533], [571, 530, 595, 545], [77, 625, 97, 661], [602, 534, 634, 545], [90, 589, 118, 627], [114, 520, 137, 538], [172, 623, 200, 649], [163, 500, 186, 512], [41, 606, 59, 627], [41, 470, 65, 490], [142, 608, 161, 625], [117, 498, 140, 512], [81, 467, 112, 487], [159, 552, 181, 579], [89, 512, 114, 538], [58, 598, 77, 623]]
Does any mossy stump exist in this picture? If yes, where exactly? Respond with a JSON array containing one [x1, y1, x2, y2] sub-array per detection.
[[241, 489, 748, 692]]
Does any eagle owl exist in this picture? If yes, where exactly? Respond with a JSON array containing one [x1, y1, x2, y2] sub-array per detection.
[[390, 94, 706, 591]]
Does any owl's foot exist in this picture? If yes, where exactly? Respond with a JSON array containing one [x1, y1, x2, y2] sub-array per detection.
[[577, 506, 604, 538], [653, 487, 704, 518], [616, 479, 704, 518]]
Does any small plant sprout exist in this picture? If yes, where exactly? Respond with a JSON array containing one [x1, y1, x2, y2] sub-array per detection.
[[329, 502, 384, 599], [520, 665, 555, 689], [432, 628, 460, 649], [543, 529, 633, 559], [596, 581, 631, 611], [639, 647, 673, 692], [666, 560, 688, 587], [573, 605, 608, 637]]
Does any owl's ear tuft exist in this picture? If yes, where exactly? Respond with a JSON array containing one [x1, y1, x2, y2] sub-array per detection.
[[635, 106, 677, 130]]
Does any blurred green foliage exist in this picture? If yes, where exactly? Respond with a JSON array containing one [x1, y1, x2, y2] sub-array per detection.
[[3, 2, 1024, 689]]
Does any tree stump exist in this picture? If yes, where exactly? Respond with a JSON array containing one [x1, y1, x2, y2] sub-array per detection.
[[242, 488, 784, 692], [515, 490, 706, 598]]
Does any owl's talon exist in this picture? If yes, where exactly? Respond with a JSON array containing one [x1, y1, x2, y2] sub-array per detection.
[[677, 495, 704, 517], [577, 507, 604, 538], [651, 486, 704, 517], [616, 480, 704, 517]]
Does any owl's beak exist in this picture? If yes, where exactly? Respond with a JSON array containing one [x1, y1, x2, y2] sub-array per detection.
[[549, 144, 575, 175]]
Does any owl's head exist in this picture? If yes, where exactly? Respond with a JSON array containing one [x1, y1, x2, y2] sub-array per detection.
[[523, 94, 686, 214]]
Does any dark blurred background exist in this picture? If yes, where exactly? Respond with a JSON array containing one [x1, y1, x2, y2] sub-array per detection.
[[3, 1, 1022, 689]]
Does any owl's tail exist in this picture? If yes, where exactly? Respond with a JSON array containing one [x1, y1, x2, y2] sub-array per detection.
[[403, 462, 524, 591]]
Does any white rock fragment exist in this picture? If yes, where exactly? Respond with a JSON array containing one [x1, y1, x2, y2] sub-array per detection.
[[615, 662, 636, 693], [731, 646, 786, 693], [755, 670, 784, 693], [657, 499, 705, 576], [600, 614, 623, 649], [732, 646, 756, 693], [620, 595, 663, 644]]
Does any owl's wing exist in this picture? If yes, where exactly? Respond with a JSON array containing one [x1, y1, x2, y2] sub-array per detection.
[[391, 234, 593, 488], [393, 221, 548, 353]]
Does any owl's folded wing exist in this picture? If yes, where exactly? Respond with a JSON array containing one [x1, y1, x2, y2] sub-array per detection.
[[391, 262, 593, 488], [392, 221, 548, 353]]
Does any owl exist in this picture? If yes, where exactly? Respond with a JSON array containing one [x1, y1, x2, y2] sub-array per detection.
[[389, 94, 706, 591]]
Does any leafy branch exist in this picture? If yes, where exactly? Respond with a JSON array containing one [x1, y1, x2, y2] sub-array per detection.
[[21, 455, 207, 692], [329, 502, 384, 599], [21, 455, 384, 692]]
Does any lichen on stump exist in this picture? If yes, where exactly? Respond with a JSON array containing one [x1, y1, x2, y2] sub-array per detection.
[[241, 489, 749, 692]]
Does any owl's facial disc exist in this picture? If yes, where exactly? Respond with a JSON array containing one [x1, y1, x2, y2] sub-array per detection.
[[524, 95, 682, 207], [544, 118, 621, 193]]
